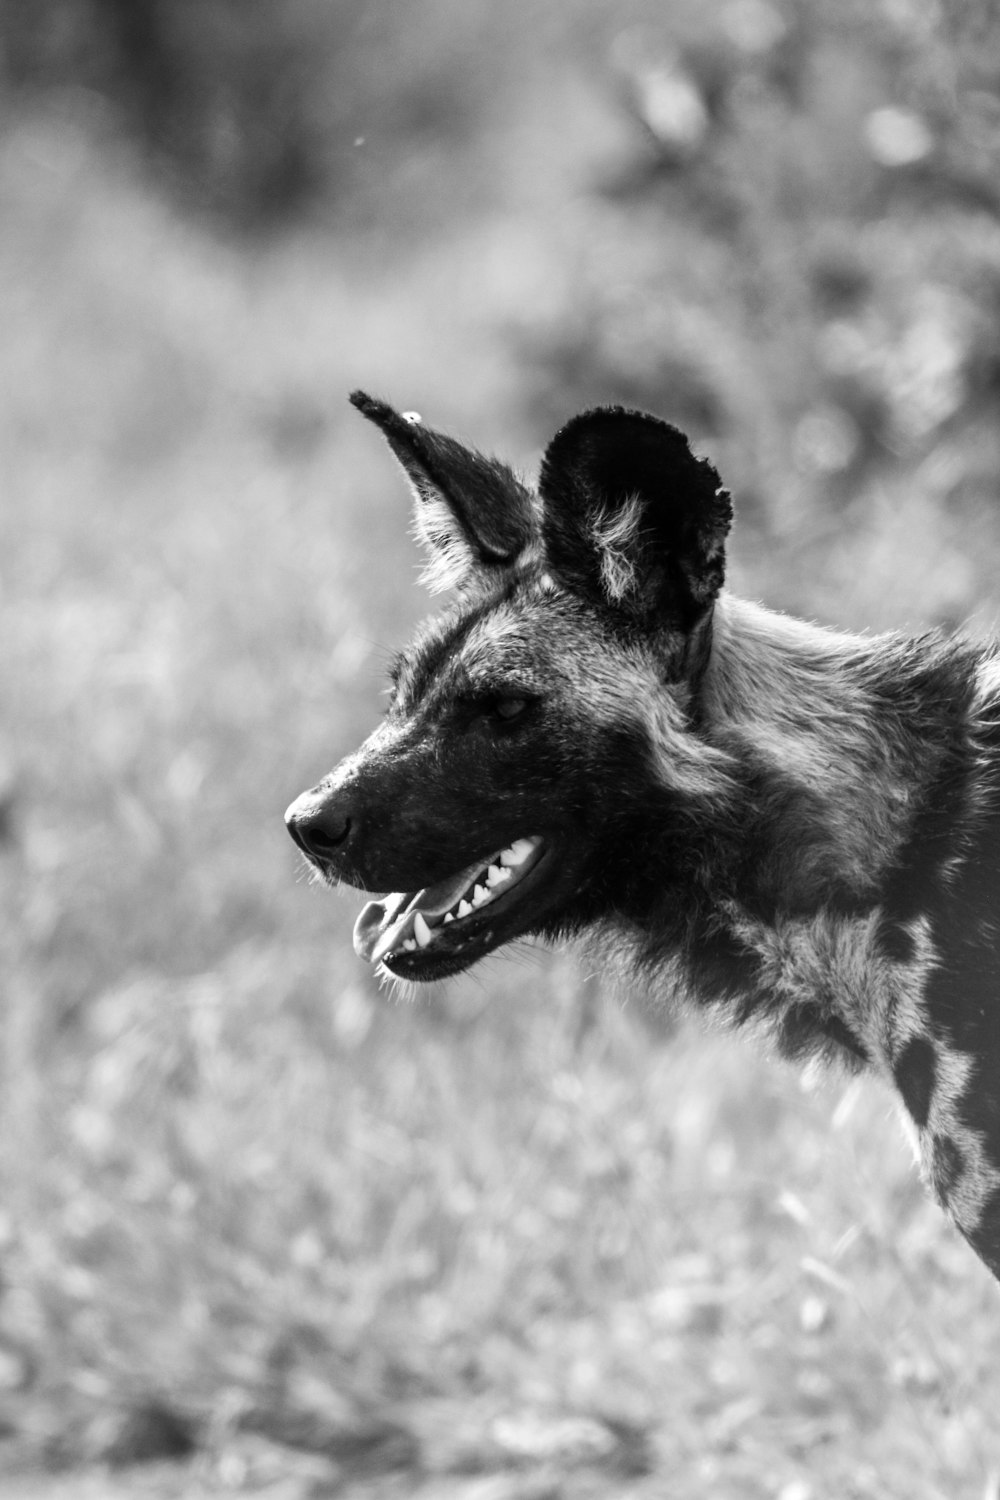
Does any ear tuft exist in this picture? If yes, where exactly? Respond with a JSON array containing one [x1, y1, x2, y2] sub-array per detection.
[[539, 406, 732, 628], [590, 494, 648, 603], [351, 391, 536, 592]]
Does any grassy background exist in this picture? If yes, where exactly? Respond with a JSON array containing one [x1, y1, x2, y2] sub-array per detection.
[[2, 1, 1000, 1495]]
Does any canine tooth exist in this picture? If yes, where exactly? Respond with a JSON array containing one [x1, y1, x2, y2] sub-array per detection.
[[413, 912, 433, 948], [472, 883, 489, 907], [457, 899, 473, 919], [500, 838, 536, 868], [486, 864, 511, 888]]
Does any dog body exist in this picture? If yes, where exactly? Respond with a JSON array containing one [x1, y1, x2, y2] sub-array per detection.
[[286, 394, 1000, 1280]]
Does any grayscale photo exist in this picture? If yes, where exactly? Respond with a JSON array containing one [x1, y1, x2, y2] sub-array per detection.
[[2, 2, 999, 1496]]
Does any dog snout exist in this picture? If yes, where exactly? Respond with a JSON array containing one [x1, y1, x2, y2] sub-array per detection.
[[285, 786, 357, 864]]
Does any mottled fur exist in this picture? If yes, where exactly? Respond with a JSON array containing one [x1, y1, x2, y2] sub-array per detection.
[[286, 394, 1000, 1281]]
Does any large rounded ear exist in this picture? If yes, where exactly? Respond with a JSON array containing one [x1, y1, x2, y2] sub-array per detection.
[[539, 406, 732, 633], [351, 392, 537, 593]]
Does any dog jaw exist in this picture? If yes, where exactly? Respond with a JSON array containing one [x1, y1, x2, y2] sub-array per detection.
[[353, 836, 551, 981]]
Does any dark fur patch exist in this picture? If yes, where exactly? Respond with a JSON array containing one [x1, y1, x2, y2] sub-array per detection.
[[690, 926, 762, 1004], [908, 700, 1000, 1151], [965, 1188, 1000, 1278], [351, 391, 535, 567], [760, 1002, 867, 1066], [539, 406, 731, 629], [893, 1035, 937, 1129], [930, 1133, 965, 1205], [877, 916, 918, 964]]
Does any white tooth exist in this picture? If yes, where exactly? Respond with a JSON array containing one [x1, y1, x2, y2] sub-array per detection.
[[443, 911, 455, 923], [472, 883, 489, 907], [486, 863, 511, 888], [413, 912, 433, 948], [457, 899, 473, 919], [500, 838, 537, 868], [403, 939, 416, 951]]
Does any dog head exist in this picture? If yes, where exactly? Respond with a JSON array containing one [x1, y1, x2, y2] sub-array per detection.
[[285, 392, 734, 981]]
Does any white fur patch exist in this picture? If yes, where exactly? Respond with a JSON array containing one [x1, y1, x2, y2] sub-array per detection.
[[918, 1046, 1000, 1235], [723, 901, 1000, 1235], [871, 914, 938, 1058], [412, 494, 475, 594], [975, 651, 1000, 704], [705, 595, 918, 893], [726, 907, 895, 1045], [590, 496, 646, 603]]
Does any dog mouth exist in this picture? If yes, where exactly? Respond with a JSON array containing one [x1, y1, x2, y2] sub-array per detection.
[[352, 836, 546, 979]]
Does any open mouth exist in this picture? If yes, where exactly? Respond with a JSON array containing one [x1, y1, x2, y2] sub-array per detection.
[[352, 836, 546, 978]]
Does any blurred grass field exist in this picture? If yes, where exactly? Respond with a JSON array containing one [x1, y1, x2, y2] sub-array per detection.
[[3, 2, 1000, 1496]]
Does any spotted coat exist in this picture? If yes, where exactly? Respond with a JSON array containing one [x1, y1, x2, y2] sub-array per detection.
[[286, 395, 1000, 1282]]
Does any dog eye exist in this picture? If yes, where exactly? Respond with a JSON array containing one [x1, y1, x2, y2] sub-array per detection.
[[492, 696, 528, 723]]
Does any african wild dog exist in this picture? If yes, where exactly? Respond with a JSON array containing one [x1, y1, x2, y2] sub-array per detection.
[[286, 391, 1000, 1281]]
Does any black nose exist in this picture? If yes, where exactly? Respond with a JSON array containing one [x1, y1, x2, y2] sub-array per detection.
[[284, 789, 354, 863]]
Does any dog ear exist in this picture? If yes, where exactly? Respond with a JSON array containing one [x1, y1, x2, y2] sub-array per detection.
[[351, 392, 536, 593], [538, 406, 732, 632]]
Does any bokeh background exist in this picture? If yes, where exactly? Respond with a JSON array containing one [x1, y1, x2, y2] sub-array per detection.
[[3, 1, 1000, 1496]]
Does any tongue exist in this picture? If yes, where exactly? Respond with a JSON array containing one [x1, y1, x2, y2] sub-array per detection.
[[352, 891, 410, 962], [352, 857, 489, 963]]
